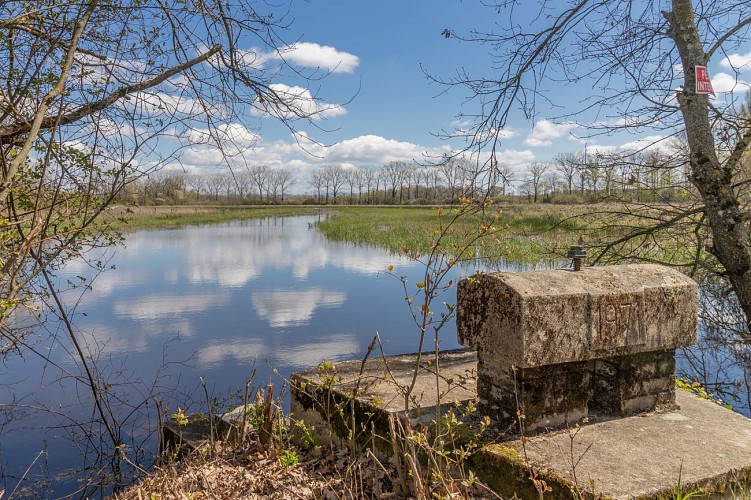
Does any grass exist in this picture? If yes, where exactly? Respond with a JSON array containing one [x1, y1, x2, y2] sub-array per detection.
[[314, 205, 590, 265], [101, 205, 316, 232], [315, 204, 704, 267]]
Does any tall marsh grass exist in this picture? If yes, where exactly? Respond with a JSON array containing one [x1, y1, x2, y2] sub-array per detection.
[[315, 205, 585, 265]]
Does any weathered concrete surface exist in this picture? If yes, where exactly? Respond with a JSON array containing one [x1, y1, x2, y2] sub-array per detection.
[[476, 352, 591, 430], [478, 389, 751, 499], [475, 349, 681, 432], [589, 349, 677, 416], [292, 350, 751, 498], [290, 349, 477, 452], [161, 414, 215, 456], [292, 349, 477, 416], [457, 264, 698, 367]]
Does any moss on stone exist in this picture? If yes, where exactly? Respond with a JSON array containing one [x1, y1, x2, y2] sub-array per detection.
[[468, 443, 580, 499]]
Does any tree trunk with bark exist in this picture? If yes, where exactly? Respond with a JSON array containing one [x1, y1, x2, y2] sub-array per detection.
[[667, 0, 751, 330]]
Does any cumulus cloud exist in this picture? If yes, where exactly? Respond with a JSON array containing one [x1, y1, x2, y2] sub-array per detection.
[[710, 72, 751, 93], [187, 123, 260, 149], [495, 128, 517, 140], [496, 148, 536, 168], [523, 120, 578, 147], [171, 131, 454, 194], [324, 135, 447, 164], [617, 135, 670, 154], [454, 124, 516, 141], [241, 42, 359, 74], [252, 83, 347, 120], [278, 42, 359, 73], [721, 51, 751, 70]]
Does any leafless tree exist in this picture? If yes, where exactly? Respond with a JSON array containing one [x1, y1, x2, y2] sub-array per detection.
[[438, 158, 462, 199], [249, 165, 270, 202], [219, 172, 235, 199], [187, 174, 207, 201], [234, 172, 253, 202], [207, 174, 224, 201], [273, 169, 295, 202], [411, 166, 423, 200], [353, 168, 367, 203], [309, 169, 325, 202], [496, 164, 514, 196], [555, 152, 582, 195], [322, 165, 346, 201], [346, 167, 359, 202], [364, 167, 378, 204], [528, 162, 549, 203], [382, 161, 407, 202]]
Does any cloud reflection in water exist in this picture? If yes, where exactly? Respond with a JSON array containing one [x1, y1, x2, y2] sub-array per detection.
[[252, 288, 346, 328], [113, 292, 230, 320], [196, 333, 359, 369]]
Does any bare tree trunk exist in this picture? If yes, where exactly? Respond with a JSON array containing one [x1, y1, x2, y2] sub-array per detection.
[[667, 0, 751, 329]]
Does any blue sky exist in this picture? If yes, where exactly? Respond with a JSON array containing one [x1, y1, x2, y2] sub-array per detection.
[[171, 0, 751, 192]]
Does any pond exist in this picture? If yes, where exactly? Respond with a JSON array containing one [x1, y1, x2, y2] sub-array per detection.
[[1, 214, 747, 498], [1, 214, 504, 497]]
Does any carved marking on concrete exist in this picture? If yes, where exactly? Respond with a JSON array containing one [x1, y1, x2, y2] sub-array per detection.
[[594, 300, 643, 348]]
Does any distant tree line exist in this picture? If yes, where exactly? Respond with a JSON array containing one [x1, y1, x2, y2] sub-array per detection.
[[118, 166, 297, 205], [115, 148, 699, 206], [305, 159, 515, 205], [518, 149, 694, 204]]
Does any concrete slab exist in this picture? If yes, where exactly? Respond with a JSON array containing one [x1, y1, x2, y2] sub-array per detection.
[[291, 349, 477, 416], [291, 349, 751, 498], [479, 389, 751, 499]]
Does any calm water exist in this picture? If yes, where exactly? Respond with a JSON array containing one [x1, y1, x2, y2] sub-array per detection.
[[1, 215, 490, 497]]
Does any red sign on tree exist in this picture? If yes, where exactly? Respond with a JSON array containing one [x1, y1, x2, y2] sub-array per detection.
[[695, 66, 715, 95]]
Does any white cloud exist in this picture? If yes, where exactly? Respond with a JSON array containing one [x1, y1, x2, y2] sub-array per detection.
[[617, 135, 670, 154], [252, 83, 347, 120], [450, 119, 474, 128], [171, 131, 455, 194], [496, 128, 517, 139], [710, 72, 751, 94], [279, 42, 359, 73], [243, 42, 359, 73], [493, 148, 536, 171], [523, 120, 578, 147], [324, 135, 447, 164], [455, 125, 516, 141], [186, 123, 260, 151], [721, 51, 751, 70]]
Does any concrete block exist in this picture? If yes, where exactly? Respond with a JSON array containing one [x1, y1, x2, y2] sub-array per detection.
[[457, 264, 698, 367], [590, 350, 677, 416], [477, 352, 590, 431]]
